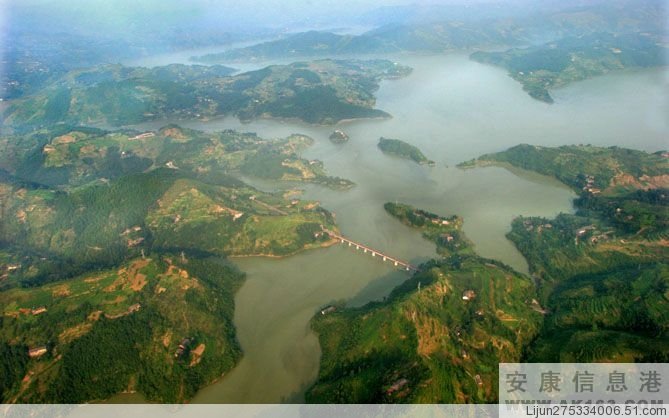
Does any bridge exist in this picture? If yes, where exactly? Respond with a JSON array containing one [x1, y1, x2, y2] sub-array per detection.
[[321, 227, 420, 273]]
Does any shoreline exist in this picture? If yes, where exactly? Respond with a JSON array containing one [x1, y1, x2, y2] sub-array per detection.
[[98, 111, 393, 136], [227, 237, 340, 260]]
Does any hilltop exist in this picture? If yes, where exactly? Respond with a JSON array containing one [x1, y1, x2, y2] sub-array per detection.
[[192, 25, 516, 63]]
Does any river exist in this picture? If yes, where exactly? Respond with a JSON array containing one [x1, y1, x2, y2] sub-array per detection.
[[113, 53, 668, 403]]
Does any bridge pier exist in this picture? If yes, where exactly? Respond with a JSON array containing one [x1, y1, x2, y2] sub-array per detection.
[[321, 228, 417, 273]]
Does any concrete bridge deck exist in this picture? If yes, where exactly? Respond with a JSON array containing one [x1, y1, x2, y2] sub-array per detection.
[[321, 227, 420, 272]]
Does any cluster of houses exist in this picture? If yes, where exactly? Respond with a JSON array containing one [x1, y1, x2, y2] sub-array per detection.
[[521, 219, 553, 233], [120, 225, 142, 236], [574, 225, 613, 244], [582, 174, 601, 195], [439, 233, 455, 243], [409, 208, 455, 227], [127, 237, 145, 248]]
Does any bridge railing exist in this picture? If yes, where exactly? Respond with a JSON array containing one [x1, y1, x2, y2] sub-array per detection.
[[320, 227, 419, 272]]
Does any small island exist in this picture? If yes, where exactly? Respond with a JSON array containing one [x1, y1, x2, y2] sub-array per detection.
[[378, 137, 434, 165], [329, 130, 349, 144]]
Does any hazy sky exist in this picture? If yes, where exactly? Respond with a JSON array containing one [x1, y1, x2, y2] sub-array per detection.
[[3, 0, 520, 34]]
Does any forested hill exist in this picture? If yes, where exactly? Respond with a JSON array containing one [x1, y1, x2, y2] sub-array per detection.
[[460, 143, 669, 193], [0, 125, 354, 190], [378, 137, 434, 165], [0, 125, 344, 402], [470, 32, 668, 103], [0, 254, 245, 403], [308, 203, 541, 403], [462, 144, 669, 363], [192, 24, 518, 63], [3, 60, 411, 128], [308, 145, 669, 403]]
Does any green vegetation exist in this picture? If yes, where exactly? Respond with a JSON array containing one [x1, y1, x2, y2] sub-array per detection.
[[0, 255, 244, 402], [0, 168, 337, 288], [471, 32, 668, 103], [383, 202, 471, 256], [460, 144, 669, 192], [310, 144, 668, 403], [4, 60, 410, 128], [308, 258, 541, 403], [0, 124, 342, 402], [0, 125, 353, 190], [378, 138, 434, 165], [465, 144, 669, 363], [0, 343, 28, 401], [308, 203, 541, 402], [4, 64, 235, 127], [526, 264, 669, 362], [329, 130, 349, 144]]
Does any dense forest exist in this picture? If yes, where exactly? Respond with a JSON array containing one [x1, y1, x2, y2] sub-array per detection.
[[378, 138, 434, 165]]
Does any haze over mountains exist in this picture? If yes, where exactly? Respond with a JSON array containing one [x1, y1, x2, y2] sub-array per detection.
[[1, 0, 668, 407], [193, 0, 666, 62]]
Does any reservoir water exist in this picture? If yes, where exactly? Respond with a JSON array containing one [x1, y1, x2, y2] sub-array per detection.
[[116, 53, 668, 403]]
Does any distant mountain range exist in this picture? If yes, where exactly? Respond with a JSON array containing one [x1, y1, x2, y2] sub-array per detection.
[[192, 23, 519, 63], [193, 0, 667, 63]]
